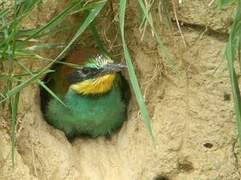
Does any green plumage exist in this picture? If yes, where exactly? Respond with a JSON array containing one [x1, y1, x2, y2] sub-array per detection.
[[41, 53, 130, 139], [46, 77, 126, 138]]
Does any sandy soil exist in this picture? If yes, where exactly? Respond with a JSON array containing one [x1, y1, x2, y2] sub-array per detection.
[[1, 1, 241, 180]]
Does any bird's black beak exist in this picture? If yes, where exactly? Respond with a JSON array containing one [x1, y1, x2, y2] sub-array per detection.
[[101, 63, 127, 74]]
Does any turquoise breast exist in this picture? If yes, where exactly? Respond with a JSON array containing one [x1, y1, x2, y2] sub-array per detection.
[[46, 83, 126, 138]]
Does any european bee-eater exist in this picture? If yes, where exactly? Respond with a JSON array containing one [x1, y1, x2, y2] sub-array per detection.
[[40, 48, 130, 138]]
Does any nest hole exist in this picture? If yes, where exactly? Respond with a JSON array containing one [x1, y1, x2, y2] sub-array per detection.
[[154, 175, 170, 180], [203, 143, 213, 149], [178, 160, 194, 173]]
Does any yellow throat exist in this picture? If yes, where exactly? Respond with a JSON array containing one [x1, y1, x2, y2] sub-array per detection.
[[70, 74, 116, 95]]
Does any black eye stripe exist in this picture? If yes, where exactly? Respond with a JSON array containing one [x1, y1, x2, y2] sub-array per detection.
[[67, 68, 102, 84], [82, 67, 100, 76], [67, 70, 85, 84], [82, 68, 91, 74]]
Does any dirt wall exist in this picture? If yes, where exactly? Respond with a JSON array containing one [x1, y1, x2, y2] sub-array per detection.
[[0, 1, 240, 180]]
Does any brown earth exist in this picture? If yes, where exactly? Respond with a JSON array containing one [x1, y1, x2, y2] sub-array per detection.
[[0, 1, 240, 180]]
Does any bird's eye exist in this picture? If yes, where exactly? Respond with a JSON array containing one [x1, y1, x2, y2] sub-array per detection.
[[82, 68, 91, 75]]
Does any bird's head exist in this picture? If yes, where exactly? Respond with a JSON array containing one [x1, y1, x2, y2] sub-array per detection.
[[68, 55, 126, 95]]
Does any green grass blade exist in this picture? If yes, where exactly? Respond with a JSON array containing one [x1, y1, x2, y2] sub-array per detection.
[[0, 0, 107, 104], [224, 1, 241, 143], [90, 20, 107, 54], [10, 87, 20, 167], [0, 69, 50, 104], [15, 60, 67, 107], [26, 43, 65, 51], [227, 60, 241, 142], [217, 0, 238, 8], [54, 0, 107, 60], [0, 8, 8, 18], [119, 0, 154, 141], [20, 0, 42, 15], [0, 69, 54, 79], [25, 1, 83, 41], [0, 1, 106, 103], [137, 0, 176, 71]]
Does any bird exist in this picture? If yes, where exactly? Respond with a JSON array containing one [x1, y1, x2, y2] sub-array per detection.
[[40, 47, 130, 139]]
